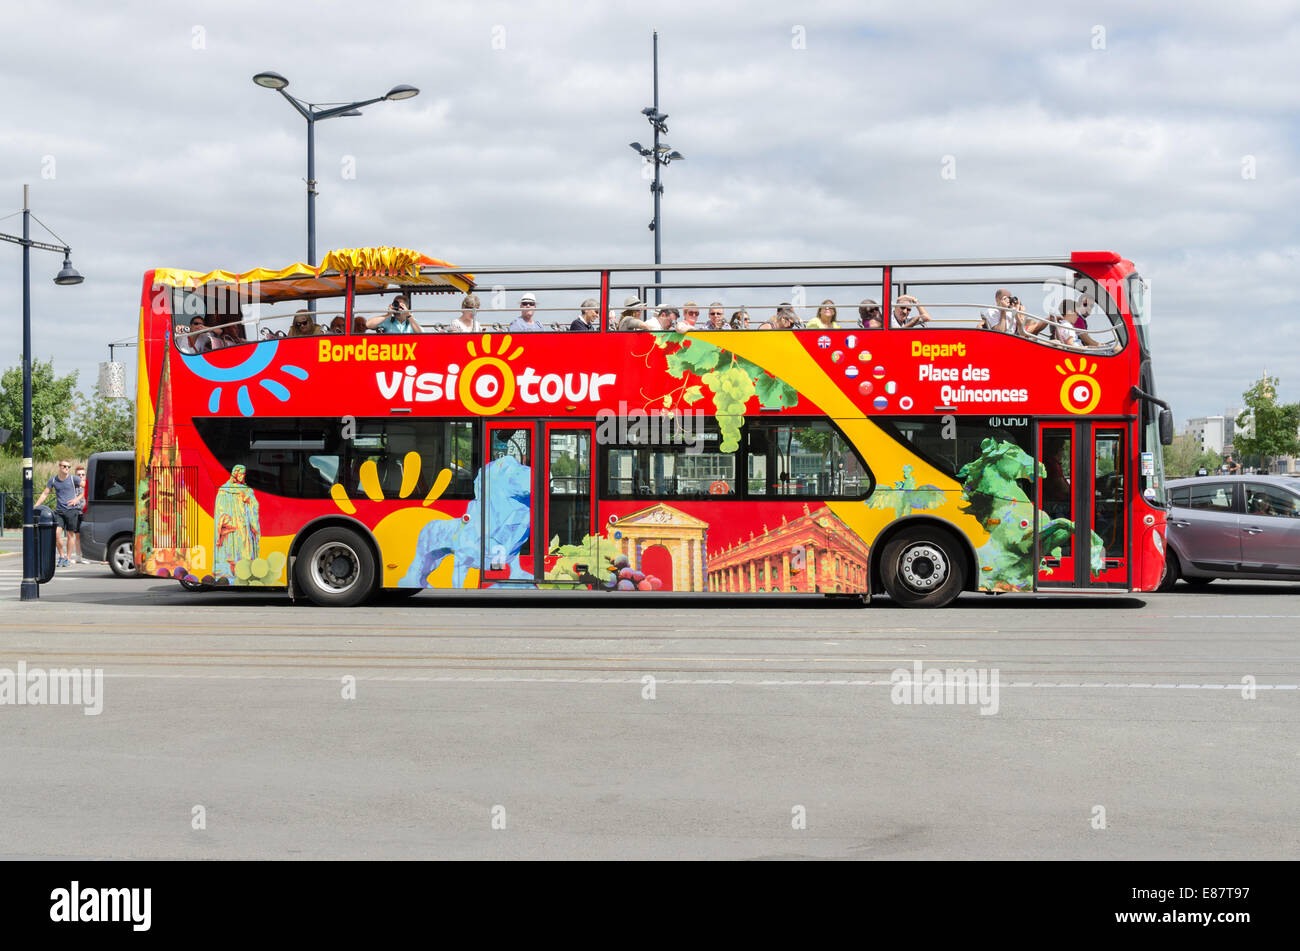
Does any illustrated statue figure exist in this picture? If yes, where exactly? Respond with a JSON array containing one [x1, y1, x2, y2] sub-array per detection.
[[956, 438, 1104, 592], [401, 455, 534, 588], [214, 464, 261, 581]]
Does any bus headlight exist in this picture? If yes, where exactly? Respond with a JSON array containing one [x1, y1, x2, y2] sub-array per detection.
[[1152, 530, 1164, 555]]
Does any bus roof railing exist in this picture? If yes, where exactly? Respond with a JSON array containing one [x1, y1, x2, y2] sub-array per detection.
[[412, 257, 1076, 276]]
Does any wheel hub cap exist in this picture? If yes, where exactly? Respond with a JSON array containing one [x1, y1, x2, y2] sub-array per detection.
[[900, 544, 948, 591]]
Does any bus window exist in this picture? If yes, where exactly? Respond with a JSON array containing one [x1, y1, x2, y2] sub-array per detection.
[[876, 416, 1033, 492], [194, 417, 478, 500], [746, 420, 871, 499], [491, 428, 531, 466], [548, 430, 591, 548]]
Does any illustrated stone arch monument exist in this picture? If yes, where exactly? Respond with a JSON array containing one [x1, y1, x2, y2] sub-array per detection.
[[608, 503, 709, 592]]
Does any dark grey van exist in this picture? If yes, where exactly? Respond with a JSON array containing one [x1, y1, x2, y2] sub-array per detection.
[[80, 450, 137, 577]]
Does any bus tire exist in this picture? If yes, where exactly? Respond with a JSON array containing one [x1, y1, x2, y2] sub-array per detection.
[[294, 526, 375, 607], [879, 527, 965, 608]]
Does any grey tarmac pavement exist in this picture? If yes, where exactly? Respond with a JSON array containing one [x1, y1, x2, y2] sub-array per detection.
[[1, 563, 1297, 859]]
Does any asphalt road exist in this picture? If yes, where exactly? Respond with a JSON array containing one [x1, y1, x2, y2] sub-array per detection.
[[1, 557, 1297, 859]]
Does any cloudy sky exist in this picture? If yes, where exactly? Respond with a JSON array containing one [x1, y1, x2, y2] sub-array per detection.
[[2, 0, 1296, 424]]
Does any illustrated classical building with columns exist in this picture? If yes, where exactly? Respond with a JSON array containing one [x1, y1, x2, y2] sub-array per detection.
[[607, 503, 710, 592], [707, 504, 870, 593]]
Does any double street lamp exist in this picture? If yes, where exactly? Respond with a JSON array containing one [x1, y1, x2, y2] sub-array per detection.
[[628, 31, 684, 306], [1, 185, 84, 601], [251, 71, 420, 273]]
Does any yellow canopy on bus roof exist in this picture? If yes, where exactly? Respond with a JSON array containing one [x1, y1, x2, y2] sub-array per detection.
[[151, 246, 475, 302]]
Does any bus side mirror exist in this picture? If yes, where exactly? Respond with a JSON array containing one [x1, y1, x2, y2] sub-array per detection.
[[1159, 408, 1174, 446]]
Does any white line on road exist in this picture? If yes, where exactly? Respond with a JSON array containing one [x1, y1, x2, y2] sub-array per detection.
[[90, 672, 1300, 690]]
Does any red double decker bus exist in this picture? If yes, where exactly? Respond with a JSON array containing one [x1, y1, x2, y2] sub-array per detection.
[[134, 247, 1171, 608]]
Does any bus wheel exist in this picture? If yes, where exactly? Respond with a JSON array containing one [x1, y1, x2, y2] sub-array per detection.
[[295, 527, 375, 607], [880, 527, 965, 608]]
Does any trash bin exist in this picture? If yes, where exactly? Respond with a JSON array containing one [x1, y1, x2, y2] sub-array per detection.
[[33, 504, 56, 584]]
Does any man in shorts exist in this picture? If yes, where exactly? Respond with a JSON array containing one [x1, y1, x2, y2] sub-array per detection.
[[35, 459, 83, 568]]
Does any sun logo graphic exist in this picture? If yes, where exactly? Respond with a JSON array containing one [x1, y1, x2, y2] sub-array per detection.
[[329, 452, 470, 587], [179, 340, 309, 417], [1057, 357, 1101, 414], [461, 335, 525, 415]]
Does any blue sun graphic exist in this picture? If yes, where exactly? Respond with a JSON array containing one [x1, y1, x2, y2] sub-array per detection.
[[179, 341, 309, 417]]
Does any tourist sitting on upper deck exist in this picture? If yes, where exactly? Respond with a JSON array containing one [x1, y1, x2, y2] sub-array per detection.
[[288, 310, 324, 337], [859, 299, 883, 329], [759, 303, 797, 330], [509, 293, 545, 332], [892, 295, 931, 328], [366, 293, 421, 334], [980, 288, 1026, 335], [729, 309, 751, 330], [451, 294, 482, 333], [676, 302, 700, 333], [652, 306, 681, 332], [699, 302, 728, 331], [1071, 295, 1108, 349], [806, 300, 839, 330], [570, 299, 599, 331], [617, 296, 654, 331], [181, 315, 221, 353], [1026, 298, 1105, 349]]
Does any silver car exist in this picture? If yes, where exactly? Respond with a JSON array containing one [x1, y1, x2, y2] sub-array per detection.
[[1160, 475, 1300, 589]]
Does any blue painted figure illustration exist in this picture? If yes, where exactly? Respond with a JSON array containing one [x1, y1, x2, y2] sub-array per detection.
[[401, 455, 533, 587], [956, 438, 1104, 592], [867, 464, 947, 520], [214, 464, 261, 581]]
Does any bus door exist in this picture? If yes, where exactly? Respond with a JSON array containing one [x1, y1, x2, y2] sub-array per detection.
[[1089, 424, 1129, 587], [542, 422, 596, 585], [1036, 422, 1129, 589], [482, 422, 539, 585]]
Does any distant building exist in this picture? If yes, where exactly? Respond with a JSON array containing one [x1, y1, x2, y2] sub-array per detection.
[[1186, 415, 1229, 455]]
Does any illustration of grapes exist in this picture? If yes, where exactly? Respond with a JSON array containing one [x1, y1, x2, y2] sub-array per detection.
[[604, 553, 662, 591], [646, 333, 798, 451], [233, 552, 287, 586], [172, 551, 287, 588]]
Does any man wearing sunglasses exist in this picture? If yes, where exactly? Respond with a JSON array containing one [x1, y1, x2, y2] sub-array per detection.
[[892, 294, 932, 329], [35, 460, 83, 568]]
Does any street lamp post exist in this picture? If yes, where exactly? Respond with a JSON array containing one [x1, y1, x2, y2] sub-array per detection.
[[628, 32, 684, 306], [0, 185, 84, 601], [252, 71, 419, 288]]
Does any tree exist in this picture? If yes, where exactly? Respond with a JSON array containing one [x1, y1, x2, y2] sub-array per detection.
[[72, 380, 135, 457], [0, 359, 79, 460], [1164, 434, 1198, 478], [1164, 434, 1221, 478], [1233, 375, 1300, 469]]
